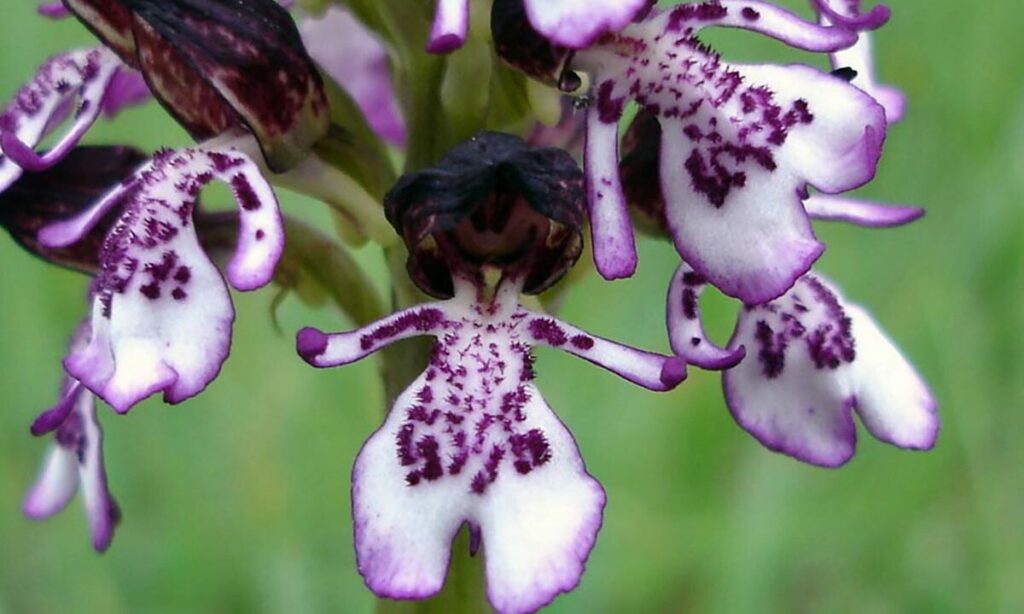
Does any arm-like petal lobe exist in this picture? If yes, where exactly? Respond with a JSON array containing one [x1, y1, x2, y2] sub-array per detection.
[[666, 263, 745, 370], [804, 193, 922, 227], [722, 274, 937, 467], [525, 313, 686, 390], [585, 106, 637, 280]]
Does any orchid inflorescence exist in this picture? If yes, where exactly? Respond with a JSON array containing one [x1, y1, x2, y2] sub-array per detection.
[[1, 1, 936, 612]]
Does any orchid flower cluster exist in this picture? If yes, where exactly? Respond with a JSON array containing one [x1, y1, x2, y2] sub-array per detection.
[[1, 0, 936, 612]]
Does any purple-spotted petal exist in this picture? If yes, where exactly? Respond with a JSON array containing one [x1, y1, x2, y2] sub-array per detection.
[[571, 6, 886, 303], [0, 47, 123, 190], [694, 1, 858, 51], [805, 193, 922, 227], [722, 274, 937, 467], [665, 263, 745, 370], [353, 375, 604, 612], [24, 382, 120, 551], [301, 7, 406, 145], [428, 0, 470, 53], [59, 147, 281, 412], [522, 0, 650, 49]]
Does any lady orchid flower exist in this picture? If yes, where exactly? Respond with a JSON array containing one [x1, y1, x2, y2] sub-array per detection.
[[297, 132, 685, 613], [428, 0, 653, 53], [495, 0, 894, 306]]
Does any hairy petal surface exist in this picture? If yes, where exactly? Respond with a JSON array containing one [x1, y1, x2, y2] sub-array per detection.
[[44, 147, 282, 412], [0, 47, 123, 190], [299, 276, 680, 612], [571, 4, 884, 301], [723, 274, 937, 467]]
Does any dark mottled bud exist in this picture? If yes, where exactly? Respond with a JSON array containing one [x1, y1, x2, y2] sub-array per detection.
[[385, 132, 585, 298], [62, 0, 329, 172], [0, 145, 146, 273], [491, 0, 573, 88], [620, 109, 667, 236]]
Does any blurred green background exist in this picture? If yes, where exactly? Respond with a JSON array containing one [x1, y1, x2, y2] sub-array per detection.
[[1, 1, 1021, 612]]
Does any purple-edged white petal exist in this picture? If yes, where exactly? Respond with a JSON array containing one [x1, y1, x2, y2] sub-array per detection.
[[300, 7, 406, 145], [24, 383, 120, 551], [0, 47, 122, 190], [805, 193, 922, 227], [353, 375, 604, 613], [572, 6, 886, 303], [59, 147, 282, 412], [524, 312, 686, 390], [523, 0, 649, 49], [665, 263, 745, 370], [428, 0, 470, 53], [585, 105, 637, 280], [722, 274, 937, 467]]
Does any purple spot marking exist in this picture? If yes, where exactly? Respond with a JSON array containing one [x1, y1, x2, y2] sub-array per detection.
[[528, 318, 568, 346], [231, 174, 261, 211]]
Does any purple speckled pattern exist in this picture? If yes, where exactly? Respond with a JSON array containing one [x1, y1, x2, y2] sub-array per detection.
[[570, 2, 886, 302], [37, 146, 282, 413], [298, 273, 682, 611], [0, 47, 123, 191], [722, 274, 938, 467]]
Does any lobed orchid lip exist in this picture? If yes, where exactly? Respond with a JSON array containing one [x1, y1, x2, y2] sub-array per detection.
[[722, 273, 938, 467], [804, 194, 923, 228], [35, 144, 284, 414], [297, 270, 681, 612]]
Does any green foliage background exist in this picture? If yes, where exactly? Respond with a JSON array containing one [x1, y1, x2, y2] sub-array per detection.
[[0, 1, 1021, 612]]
